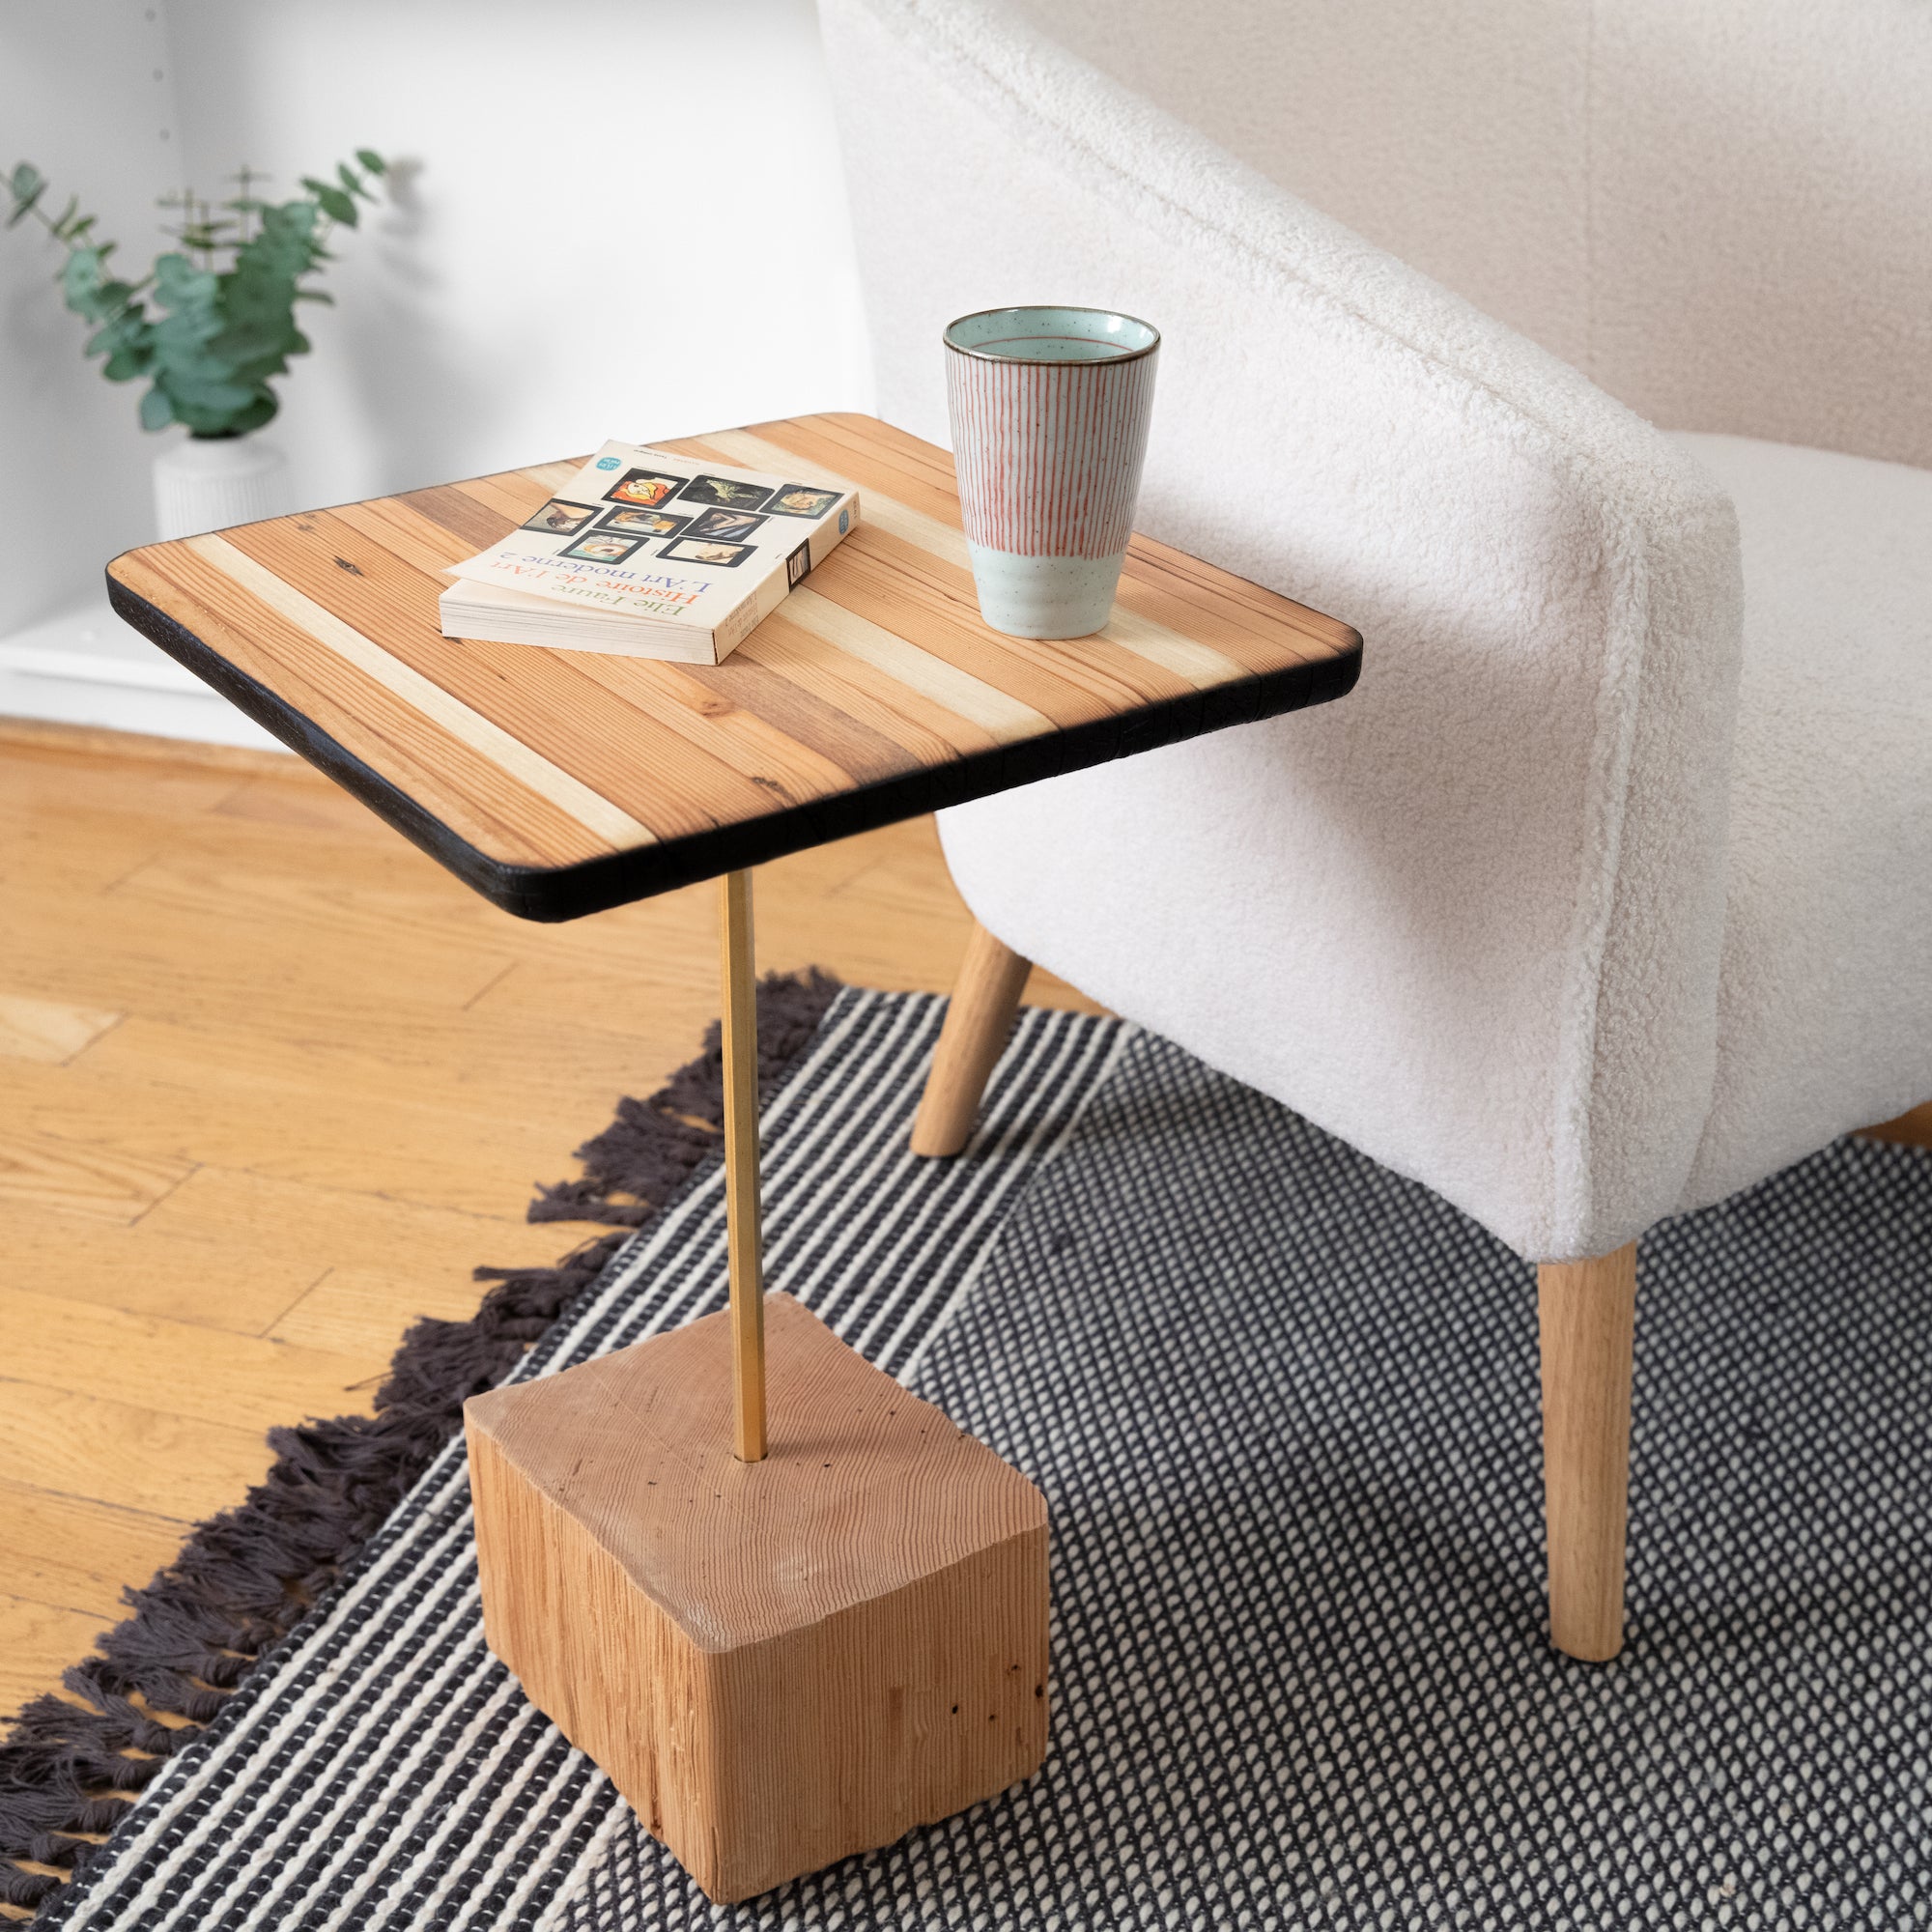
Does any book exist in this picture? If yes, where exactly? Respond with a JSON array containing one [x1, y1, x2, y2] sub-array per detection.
[[438, 440, 861, 663]]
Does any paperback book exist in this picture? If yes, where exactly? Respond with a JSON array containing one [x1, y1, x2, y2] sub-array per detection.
[[439, 440, 860, 663]]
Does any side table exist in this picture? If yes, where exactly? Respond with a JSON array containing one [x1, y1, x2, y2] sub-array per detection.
[[106, 411, 1361, 1898]]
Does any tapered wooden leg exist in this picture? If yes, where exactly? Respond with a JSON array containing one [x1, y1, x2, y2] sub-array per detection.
[[1861, 1098, 1932, 1150], [720, 869, 765, 1462], [910, 923, 1034, 1157], [1537, 1239, 1638, 1661]]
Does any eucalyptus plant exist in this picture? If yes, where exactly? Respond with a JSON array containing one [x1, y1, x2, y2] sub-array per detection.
[[5, 151, 388, 439]]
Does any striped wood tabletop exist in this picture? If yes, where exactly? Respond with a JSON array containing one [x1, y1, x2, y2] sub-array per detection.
[[105, 413, 1361, 922]]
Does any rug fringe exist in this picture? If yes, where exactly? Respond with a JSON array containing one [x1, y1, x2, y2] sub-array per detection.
[[526, 966, 842, 1228], [0, 969, 842, 1916]]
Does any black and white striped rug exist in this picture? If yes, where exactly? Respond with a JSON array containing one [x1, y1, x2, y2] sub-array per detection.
[[43, 990, 1932, 1929]]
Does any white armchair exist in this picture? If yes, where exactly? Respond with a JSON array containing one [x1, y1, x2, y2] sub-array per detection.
[[821, 0, 1932, 1658]]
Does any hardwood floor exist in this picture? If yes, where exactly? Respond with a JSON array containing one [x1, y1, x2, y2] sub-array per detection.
[[0, 720, 1100, 1735]]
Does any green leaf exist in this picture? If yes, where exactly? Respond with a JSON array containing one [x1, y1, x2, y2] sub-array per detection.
[[231, 391, 278, 434], [158, 363, 259, 411], [159, 373, 276, 438], [354, 149, 386, 176], [6, 180, 45, 227], [9, 161, 43, 203], [263, 197, 320, 242], [336, 162, 366, 197], [81, 278, 141, 321], [293, 288, 334, 303], [314, 185, 357, 225], [139, 383, 174, 431], [152, 250, 222, 319], [298, 174, 358, 222], [89, 302, 154, 376], [61, 246, 124, 321], [84, 312, 143, 359]]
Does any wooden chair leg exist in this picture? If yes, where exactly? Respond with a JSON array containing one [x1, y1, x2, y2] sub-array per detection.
[[910, 923, 1033, 1156], [1537, 1238, 1638, 1662]]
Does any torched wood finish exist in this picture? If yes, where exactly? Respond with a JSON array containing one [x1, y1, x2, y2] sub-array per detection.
[[105, 414, 1361, 922]]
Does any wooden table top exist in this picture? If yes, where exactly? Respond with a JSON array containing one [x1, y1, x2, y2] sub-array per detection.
[[106, 413, 1360, 922]]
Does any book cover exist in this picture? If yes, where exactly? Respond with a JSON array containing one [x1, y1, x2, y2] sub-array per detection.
[[440, 440, 860, 662]]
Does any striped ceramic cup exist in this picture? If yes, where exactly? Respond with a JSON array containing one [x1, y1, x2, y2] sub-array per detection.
[[944, 305, 1160, 639]]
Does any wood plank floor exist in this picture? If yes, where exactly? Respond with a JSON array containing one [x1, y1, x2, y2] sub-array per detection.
[[0, 719, 1102, 1739]]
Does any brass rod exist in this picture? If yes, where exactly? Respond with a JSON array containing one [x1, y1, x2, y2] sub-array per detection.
[[720, 869, 767, 1461]]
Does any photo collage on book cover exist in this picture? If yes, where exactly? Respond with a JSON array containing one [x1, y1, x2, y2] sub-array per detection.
[[519, 466, 844, 583]]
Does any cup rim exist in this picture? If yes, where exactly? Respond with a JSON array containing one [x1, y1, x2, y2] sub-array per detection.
[[943, 304, 1160, 367]]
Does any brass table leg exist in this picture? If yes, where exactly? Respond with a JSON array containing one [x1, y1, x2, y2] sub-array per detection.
[[721, 868, 766, 1462]]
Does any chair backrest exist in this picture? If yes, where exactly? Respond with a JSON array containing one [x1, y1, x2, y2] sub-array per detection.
[[1005, 0, 1932, 470]]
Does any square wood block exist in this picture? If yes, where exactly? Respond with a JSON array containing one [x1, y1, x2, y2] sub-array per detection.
[[465, 1293, 1049, 1903]]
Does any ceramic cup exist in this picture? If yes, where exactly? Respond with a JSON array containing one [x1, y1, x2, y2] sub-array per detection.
[[944, 304, 1160, 639]]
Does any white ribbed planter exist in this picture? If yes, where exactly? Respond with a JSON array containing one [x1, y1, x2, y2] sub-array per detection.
[[152, 435, 290, 540]]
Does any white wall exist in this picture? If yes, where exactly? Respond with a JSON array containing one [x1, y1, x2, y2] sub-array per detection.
[[0, 0, 871, 740], [163, 0, 872, 507], [0, 0, 181, 634]]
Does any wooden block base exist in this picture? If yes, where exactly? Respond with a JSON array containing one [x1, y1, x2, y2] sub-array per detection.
[[465, 1293, 1049, 1903]]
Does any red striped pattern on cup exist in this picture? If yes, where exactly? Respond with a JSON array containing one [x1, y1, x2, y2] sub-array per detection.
[[946, 344, 1158, 558]]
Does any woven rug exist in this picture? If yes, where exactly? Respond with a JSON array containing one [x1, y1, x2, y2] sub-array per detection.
[[29, 987, 1932, 1928]]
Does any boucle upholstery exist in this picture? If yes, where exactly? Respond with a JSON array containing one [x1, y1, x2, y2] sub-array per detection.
[[1671, 434, 1932, 1210], [818, 0, 1932, 1261]]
